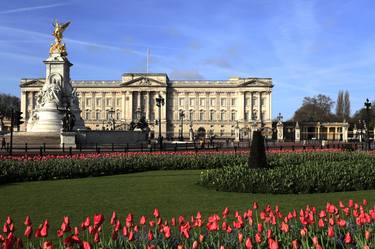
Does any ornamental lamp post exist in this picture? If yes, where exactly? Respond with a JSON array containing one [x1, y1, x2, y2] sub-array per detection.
[[155, 94, 165, 150], [364, 98, 372, 150], [179, 110, 185, 141]]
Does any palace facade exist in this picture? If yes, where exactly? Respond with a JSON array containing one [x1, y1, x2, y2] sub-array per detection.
[[20, 73, 273, 139]]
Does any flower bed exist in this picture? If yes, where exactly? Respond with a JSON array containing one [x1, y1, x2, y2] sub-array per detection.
[[0, 153, 244, 184], [1, 200, 374, 249], [200, 152, 375, 194]]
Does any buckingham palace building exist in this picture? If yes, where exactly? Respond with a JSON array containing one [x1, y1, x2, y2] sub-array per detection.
[[20, 73, 273, 139]]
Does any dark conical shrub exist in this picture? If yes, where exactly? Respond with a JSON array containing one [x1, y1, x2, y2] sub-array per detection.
[[248, 130, 268, 169]]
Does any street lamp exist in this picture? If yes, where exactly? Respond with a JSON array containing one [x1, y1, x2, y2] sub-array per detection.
[[364, 98, 372, 150], [179, 110, 185, 141], [155, 94, 165, 150]]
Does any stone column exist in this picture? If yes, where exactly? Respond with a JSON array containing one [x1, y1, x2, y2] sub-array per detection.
[[145, 91, 150, 121], [249, 92, 253, 120], [21, 91, 27, 121], [237, 91, 244, 123], [257, 92, 261, 122], [342, 123, 349, 142], [137, 91, 141, 110], [121, 92, 126, 120], [268, 91, 272, 121], [125, 91, 133, 121]]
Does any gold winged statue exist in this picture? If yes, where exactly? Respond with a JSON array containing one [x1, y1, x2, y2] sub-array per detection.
[[50, 20, 71, 56]]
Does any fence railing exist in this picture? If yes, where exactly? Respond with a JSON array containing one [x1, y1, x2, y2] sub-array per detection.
[[0, 140, 371, 157]]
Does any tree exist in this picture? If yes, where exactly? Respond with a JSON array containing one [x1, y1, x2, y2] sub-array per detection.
[[351, 99, 375, 128], [0, 93, 20, 118], [292, 94, 335, 122], [343, 91, 351, 119], [336, 90, 351, 121], [336, 90, 344, 119]]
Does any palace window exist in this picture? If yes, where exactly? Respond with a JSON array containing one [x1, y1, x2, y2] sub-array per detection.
[[199, 98, 205, 106], [210, 98, 216, 106], [220, 111, 225, 121], [117, 98, 121, 106], [221, 98, 226, 106], [179, 98, 185, 106], [199, 111, 205, 121], [86, 98, 92, 106], [220, 129, 224, 137], [190, 98, 195, 106], [231, 111, 236, 121], [189, 110, 194, 121], [85, 111, 90, 120], [106, 98, 112, 106], [231, 130, 235, 136], [95, 111, 101, 120], [210, 111, 215, 121], [231, 98, 236, 106], [245, 111, 249, 121], [96, 98, 101, 106], [116, 112, 121, 120]]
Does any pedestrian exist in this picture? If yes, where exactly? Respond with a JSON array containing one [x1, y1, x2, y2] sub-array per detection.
[[1, 137, 5, 151]]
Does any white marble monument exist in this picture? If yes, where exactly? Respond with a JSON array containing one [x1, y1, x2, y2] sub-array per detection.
[[27, 21, 85, 133]]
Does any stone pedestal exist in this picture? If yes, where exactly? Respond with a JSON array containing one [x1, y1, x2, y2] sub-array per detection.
[[234, 125, 240, 142], [276, 121, 283, 142], [295, 122, 301, 142], [189, 128, 194, 141], [60, 131, 76, 148]]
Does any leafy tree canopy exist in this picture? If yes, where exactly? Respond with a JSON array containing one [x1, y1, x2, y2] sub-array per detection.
[[0, 93, 20, 118]]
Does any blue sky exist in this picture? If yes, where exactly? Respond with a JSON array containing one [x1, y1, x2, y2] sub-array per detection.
[[0, 0, 374, 119]]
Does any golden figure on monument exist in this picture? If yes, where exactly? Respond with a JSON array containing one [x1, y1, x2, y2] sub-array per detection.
[[49, 20, 71, 56]]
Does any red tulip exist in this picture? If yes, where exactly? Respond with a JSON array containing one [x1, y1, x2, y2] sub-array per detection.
[[292, 240, 298, 249], [365, 230, 371, 240], [153, 208, 160, 218], [148, 230, 154, 241], [43, 241, 53, 249], [6, 216, 12, 225], [63, 216, 70, 225], [111, 230, 118, 240], [110, 211, 116, 225], [139, 216, 147, 225], [24, 226, 32, 238], [147, 245, 156, 249], [56, 229, 64, 238], [83, 241, 91, 249], [24, 216, 31, 226], [16, 238, 23, 249], [94, 232, 100, 244], [199, 234, 204, 242], [344, 232, 352, 244], [93, 214, 104, 228], [238, 232, 243, 243], [255, 233, 262, 244], [245, 237, 252, 249], [327, 226, 334, 238], [222, 207, 229, 218], [192, 240, 198, 249], [257, 223, 263, 233], [219, 246, 225, 249], [163, 226, 171, 239], [128, 230, 134, 241]]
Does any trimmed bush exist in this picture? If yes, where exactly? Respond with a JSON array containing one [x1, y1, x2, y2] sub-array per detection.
[[200, 152, 375, 194], [248, 130, 268, 169]]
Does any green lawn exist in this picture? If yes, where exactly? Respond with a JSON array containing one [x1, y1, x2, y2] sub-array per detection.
[[1, 170, 374, 233]]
